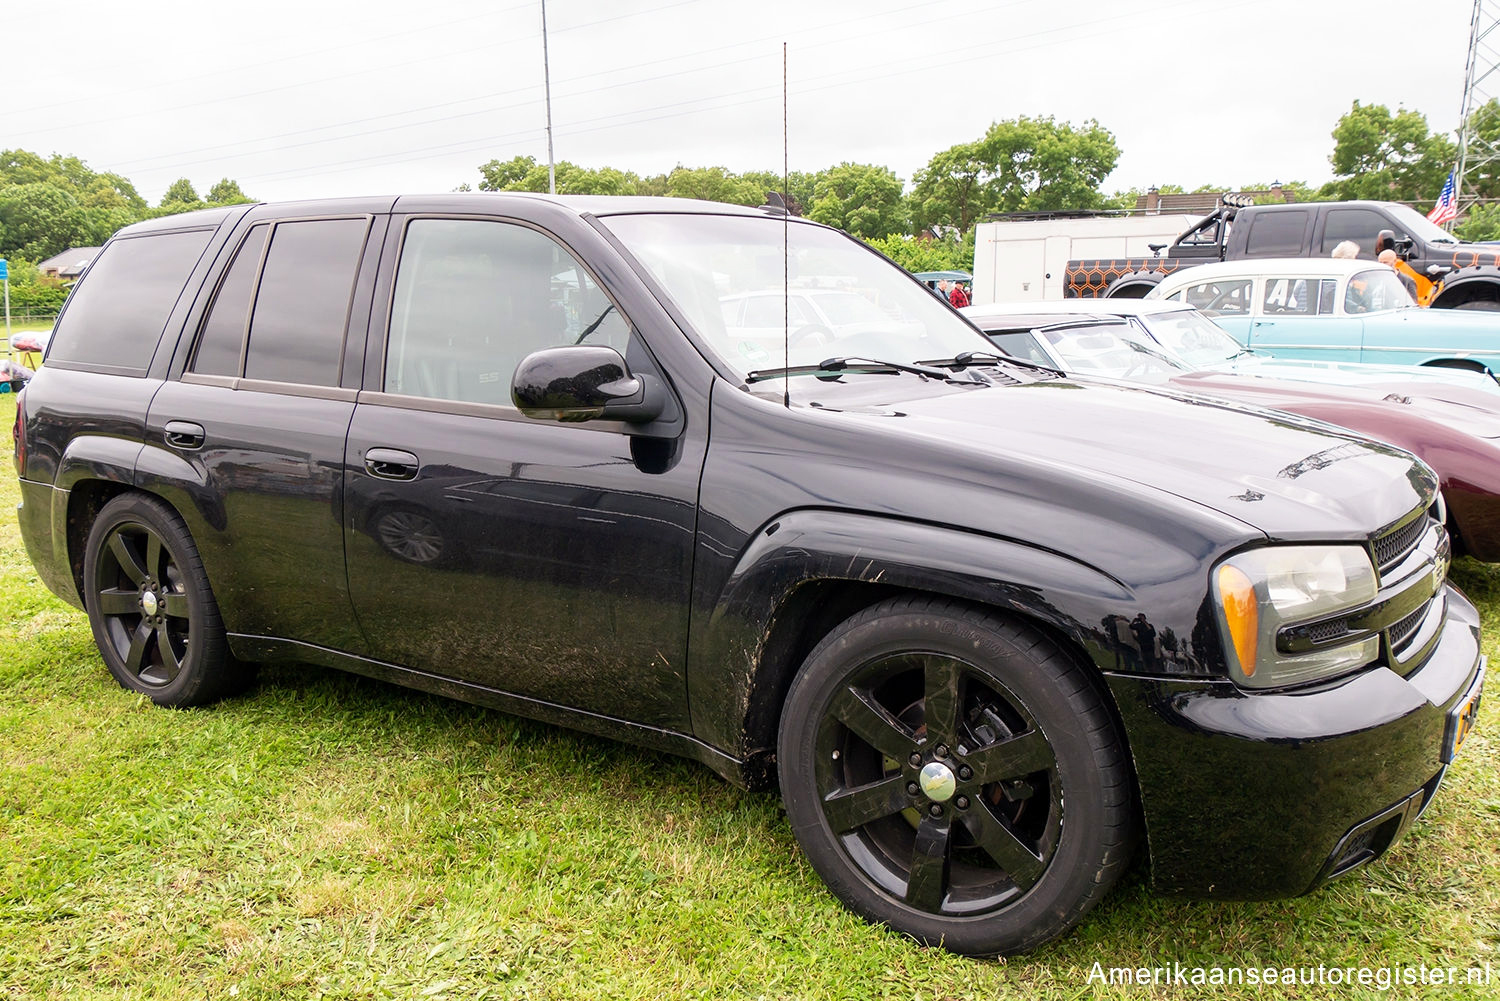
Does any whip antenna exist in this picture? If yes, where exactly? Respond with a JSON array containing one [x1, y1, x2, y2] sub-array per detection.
[[783, 41, 790, 409]]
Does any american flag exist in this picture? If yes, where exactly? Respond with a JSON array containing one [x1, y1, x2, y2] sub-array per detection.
[[1428, 171, 1458, 226]]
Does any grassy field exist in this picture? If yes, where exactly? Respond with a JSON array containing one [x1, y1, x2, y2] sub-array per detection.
[[3, 319, 53, 333], [0, 389, 1496, 1000]]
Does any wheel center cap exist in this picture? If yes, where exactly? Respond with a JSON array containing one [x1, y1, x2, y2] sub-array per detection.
[[140, 590, 159, 616], [918, 761, 957, 802]]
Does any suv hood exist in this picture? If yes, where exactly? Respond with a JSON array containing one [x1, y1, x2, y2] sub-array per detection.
[[815, 376, 1434, 540]]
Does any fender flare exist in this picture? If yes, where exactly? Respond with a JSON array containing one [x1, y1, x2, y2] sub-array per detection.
[[49, 436, 148, 601], [1429, 265, 1500, 308], [688, 508, 1142, 771], [1104, 270, 1166, 298]]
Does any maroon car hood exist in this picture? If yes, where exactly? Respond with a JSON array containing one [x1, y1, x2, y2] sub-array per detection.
[[1168, 372, 1500, 441]]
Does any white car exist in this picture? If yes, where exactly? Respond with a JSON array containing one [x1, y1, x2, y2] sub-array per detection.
[[718, 289, 924, 369], [1145, 258, 1500, 376], [975, 297, 1500, 394]]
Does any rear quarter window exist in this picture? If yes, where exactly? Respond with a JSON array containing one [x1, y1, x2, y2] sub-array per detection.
[[46, 229, 215, 374]]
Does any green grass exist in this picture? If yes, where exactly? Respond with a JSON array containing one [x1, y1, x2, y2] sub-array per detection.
[[1, 388, 1496, 999], [3, 319, 53, 335]]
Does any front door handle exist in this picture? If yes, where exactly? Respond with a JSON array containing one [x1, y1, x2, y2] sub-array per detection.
[[365, 447, 420, 480], [163, 420, 206, 450]]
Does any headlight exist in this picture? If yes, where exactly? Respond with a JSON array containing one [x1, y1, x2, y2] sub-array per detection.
[[1212, 546, 1378, 689]]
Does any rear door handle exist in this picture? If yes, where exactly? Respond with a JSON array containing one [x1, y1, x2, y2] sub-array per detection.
[[163, 420, 206, 450], [365, 447, 420, 480]]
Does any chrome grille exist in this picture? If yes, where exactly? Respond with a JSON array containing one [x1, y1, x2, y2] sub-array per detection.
[[1373, 517, 1428, 574]]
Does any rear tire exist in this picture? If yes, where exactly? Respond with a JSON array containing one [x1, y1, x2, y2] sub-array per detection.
[[82, 493, 251, 707], [777, 596, 1134, 955]]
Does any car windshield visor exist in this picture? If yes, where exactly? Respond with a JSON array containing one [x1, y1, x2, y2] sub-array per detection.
[[600, 213, 993, 381]]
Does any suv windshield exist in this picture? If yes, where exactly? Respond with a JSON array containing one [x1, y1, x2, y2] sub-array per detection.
[[1386, 203, 1459, 245], [602, 213, 992, 379]]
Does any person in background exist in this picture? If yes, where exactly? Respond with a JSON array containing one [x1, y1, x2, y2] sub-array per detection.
[[1379, 248, 1419, 300], [948, 281, 970, 308], [1330, 240, 1361, 260]]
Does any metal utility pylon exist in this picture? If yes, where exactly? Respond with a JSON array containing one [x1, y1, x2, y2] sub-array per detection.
[[1454, 0, 1500, 216]]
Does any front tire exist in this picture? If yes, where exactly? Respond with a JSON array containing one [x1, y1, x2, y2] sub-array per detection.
[[82, 493, 247, 707], [778, 597, 1134, 955]]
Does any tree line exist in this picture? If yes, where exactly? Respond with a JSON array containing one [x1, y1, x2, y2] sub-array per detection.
[[0, 150, 253, 315], [4, 97, 1494, 316]]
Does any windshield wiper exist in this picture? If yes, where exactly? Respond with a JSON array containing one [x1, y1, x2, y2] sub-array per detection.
[[919, 350, 1066, 378], [744, 356, 960, 384]]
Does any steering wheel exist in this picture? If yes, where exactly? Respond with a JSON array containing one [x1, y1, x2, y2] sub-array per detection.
[[1205, 289, 1240, 312]]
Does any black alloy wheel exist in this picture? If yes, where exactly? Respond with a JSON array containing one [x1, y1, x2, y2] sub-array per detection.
[[82, 493, 246, 707], [779, 596, 1134, 956]]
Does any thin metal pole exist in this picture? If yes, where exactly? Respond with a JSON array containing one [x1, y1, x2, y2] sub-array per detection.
[[1454, 0, 1484, 227], [542, 0, 556, 194], [782, 42, 789, 410]]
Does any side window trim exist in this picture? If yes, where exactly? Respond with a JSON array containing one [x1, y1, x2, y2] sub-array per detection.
[[190, 223, 273, 377], [236, 223, 275, 377], [355, 387, 647, 435], [187, 214, 375, 384], [179, 371, 358, 402]]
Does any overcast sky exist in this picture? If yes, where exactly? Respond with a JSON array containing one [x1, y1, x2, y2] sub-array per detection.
[[2, 0, 1479, 206]]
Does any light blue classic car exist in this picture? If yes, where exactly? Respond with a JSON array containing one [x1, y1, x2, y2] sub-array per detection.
[[1146, 258, 1500, 377]]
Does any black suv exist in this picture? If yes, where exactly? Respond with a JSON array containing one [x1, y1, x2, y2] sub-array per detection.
[[13, 194, 1486, 955]]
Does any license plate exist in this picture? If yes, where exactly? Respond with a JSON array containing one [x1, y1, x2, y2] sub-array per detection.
[[1442, 662, 1486, 763]]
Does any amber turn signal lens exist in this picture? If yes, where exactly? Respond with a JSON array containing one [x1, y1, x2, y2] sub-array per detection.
[[1217, 564, 1258, 677]]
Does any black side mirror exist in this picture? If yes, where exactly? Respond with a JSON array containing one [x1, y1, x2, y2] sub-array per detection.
[[511, 345, 665, 424]]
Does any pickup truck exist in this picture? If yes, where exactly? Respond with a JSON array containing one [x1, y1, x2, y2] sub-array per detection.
[[1064, 197, 1500, 309]]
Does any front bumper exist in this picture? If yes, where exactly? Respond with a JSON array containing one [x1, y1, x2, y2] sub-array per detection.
[[1105, 584, 1484, 898]]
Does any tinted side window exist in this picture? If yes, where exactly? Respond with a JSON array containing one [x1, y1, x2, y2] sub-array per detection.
[[384, 219, 632, 406], [1319, 209, 1399, 256], [1244, 211, 1309, 256], [243, 218, 369, 386], [47, 229, 214, 373], [191, 225, 269, 376]]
